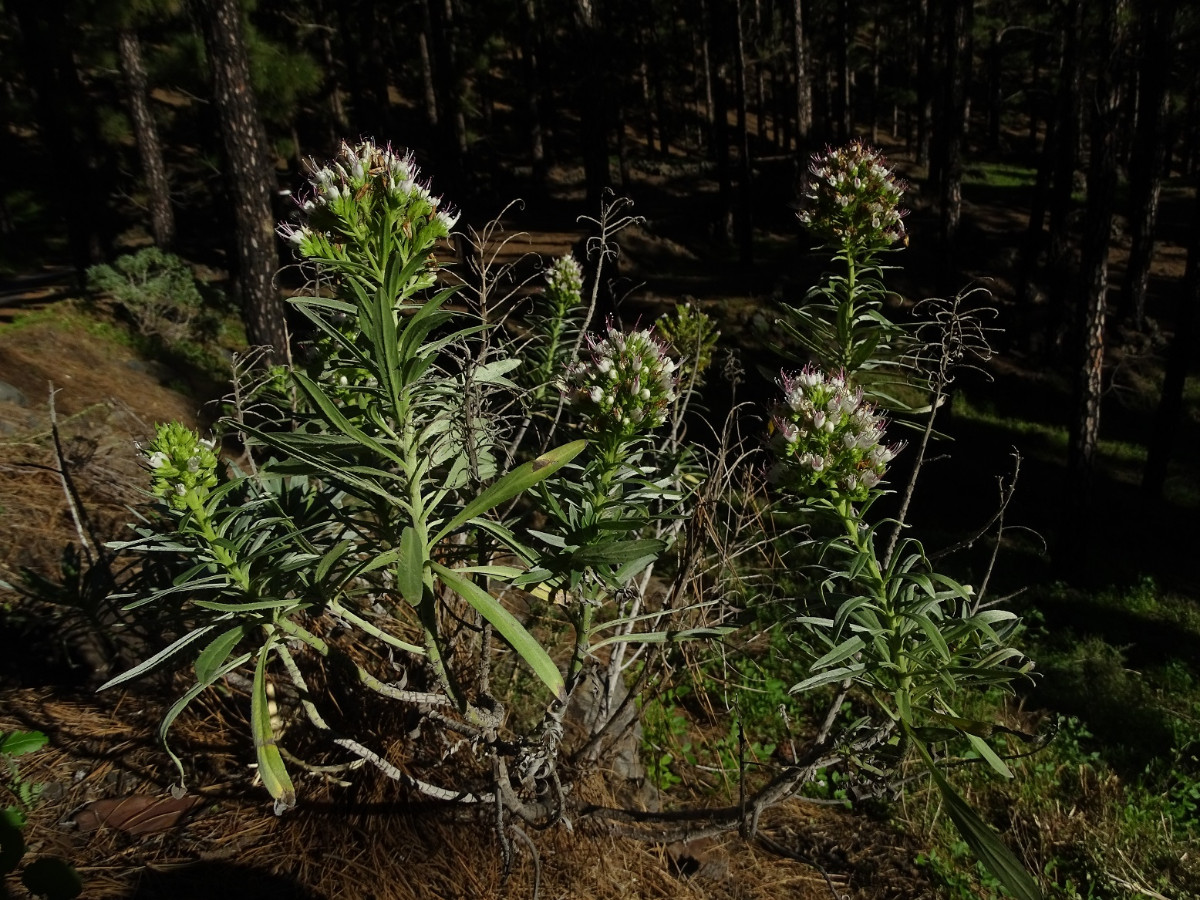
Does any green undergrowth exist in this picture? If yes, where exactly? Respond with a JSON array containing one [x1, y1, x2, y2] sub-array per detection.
[[640, 568, 1200, 899], [911, 577, 1200, 899], [964, 162, 1038, 190]]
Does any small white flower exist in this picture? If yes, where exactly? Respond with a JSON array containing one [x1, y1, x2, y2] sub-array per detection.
[[148, 451, 168, 469]]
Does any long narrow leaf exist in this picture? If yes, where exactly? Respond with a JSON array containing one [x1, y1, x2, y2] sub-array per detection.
[[430, 440, 587, 545], [159, 652, 251, 788], [430, 562, 564, 701], [195, 625, 248, 684], [912, 732, 1042, 900], [251, 637, 296, 810], [99, 625, 219, 690]]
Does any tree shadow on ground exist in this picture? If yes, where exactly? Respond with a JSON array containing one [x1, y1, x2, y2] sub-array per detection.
[[122, 862, 327, 900]]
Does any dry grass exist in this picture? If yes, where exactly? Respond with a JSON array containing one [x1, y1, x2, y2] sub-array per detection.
[[1, 685, 936, 900], [0, 312, 200, 582]]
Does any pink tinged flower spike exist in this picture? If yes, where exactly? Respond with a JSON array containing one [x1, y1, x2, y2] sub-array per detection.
[[769, 366, 901, 502], [797, 140, 908, 252], [562, 323, 678, 441]]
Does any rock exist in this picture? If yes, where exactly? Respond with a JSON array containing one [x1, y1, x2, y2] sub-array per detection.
[[0, 380, 27, 406]]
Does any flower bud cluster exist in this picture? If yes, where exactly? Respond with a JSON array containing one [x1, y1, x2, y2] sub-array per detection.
[[770, 366, 902, 501], [563, 324, 678, 441], [278, 140, 459, 277], [797, 141, 907, 251], [544, 254, 584, 308], [143, 422, 219, 511]]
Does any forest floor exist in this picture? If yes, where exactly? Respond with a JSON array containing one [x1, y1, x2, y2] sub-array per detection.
[[1, 138, 1198, 899]]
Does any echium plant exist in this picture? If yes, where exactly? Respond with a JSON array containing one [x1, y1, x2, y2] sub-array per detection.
[[525, 254, 585, 404], [782, 141, 919, 409], [529, 324, 684, 678], [776, 144, 1042, 900], [105, 140, 710, 836], [104, 140, 590, 812]]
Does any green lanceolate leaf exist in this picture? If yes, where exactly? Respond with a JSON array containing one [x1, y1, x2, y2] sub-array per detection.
[[430, 562, 565, 701], [397, 526, 426, 606], [911, 729, 1042, 900], [251, 637, 296, 811], [789, 663, 866, 694], [159, 652, 252, 789], [195, 625, 248, 685], [99, 624, 219, 690], [810, 635, 867, 671], [590, 625, 736, 651], [966, 732, 1014, 779], [431, 440, 587, 545], [570, 538, 666, 568], [291, 371, 404, 468]]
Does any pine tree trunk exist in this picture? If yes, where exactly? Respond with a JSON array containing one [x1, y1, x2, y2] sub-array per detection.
[[792, 0, 812, 147], [734, 0, 753, 265], [10, 0, 108, 276], [704, 0, 734, 245], [194, 0, 287, 358], [1065, 0, 1124, 564], [1143, 185, 1200, 498], [915, 0, 937, 169], [117, 28, 175, 249], [429, 0, 468, 190], [834, 0, 851, 142], [574, 0, 612, 208], [1117, 0, 1177, 330], [986, 27, 1003, 150], [520, 0, 548, 186], [937, 0, 973, 252], [418, 0, 440, 129], [1044, 0, 1084, 351]]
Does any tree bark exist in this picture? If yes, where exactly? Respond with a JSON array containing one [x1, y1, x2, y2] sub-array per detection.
[[574, 0, 612, 208], [915, 0, 938, 169], [936, 0, 973, 253], [9, 0, 109, 277], [418, 1, 440, 129], [1065, 0, 1125, 563], [1044, 0, 1084, 351], [734, 0, 753, 265], [428, 0, 468, 190], [519, 0, 548, 187], [117, 28, 175, 249], [834, 0, 851, 142], [704, 0, 734, 245], [1117, 0, 1178, 330], [986, 26, 1003, 151], [1143, 184, 1200, 498], [792, 0, 812, 148], [194, 0, 288, 358]]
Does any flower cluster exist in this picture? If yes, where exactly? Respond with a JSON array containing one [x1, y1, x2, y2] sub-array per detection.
[[279, 139, 458, 285], [563, 324, 678, 442], [797, 141, 907, 252], [769, 366, 902, 501], [544, 254, 584, 307], [143, 422, 219, 511]]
